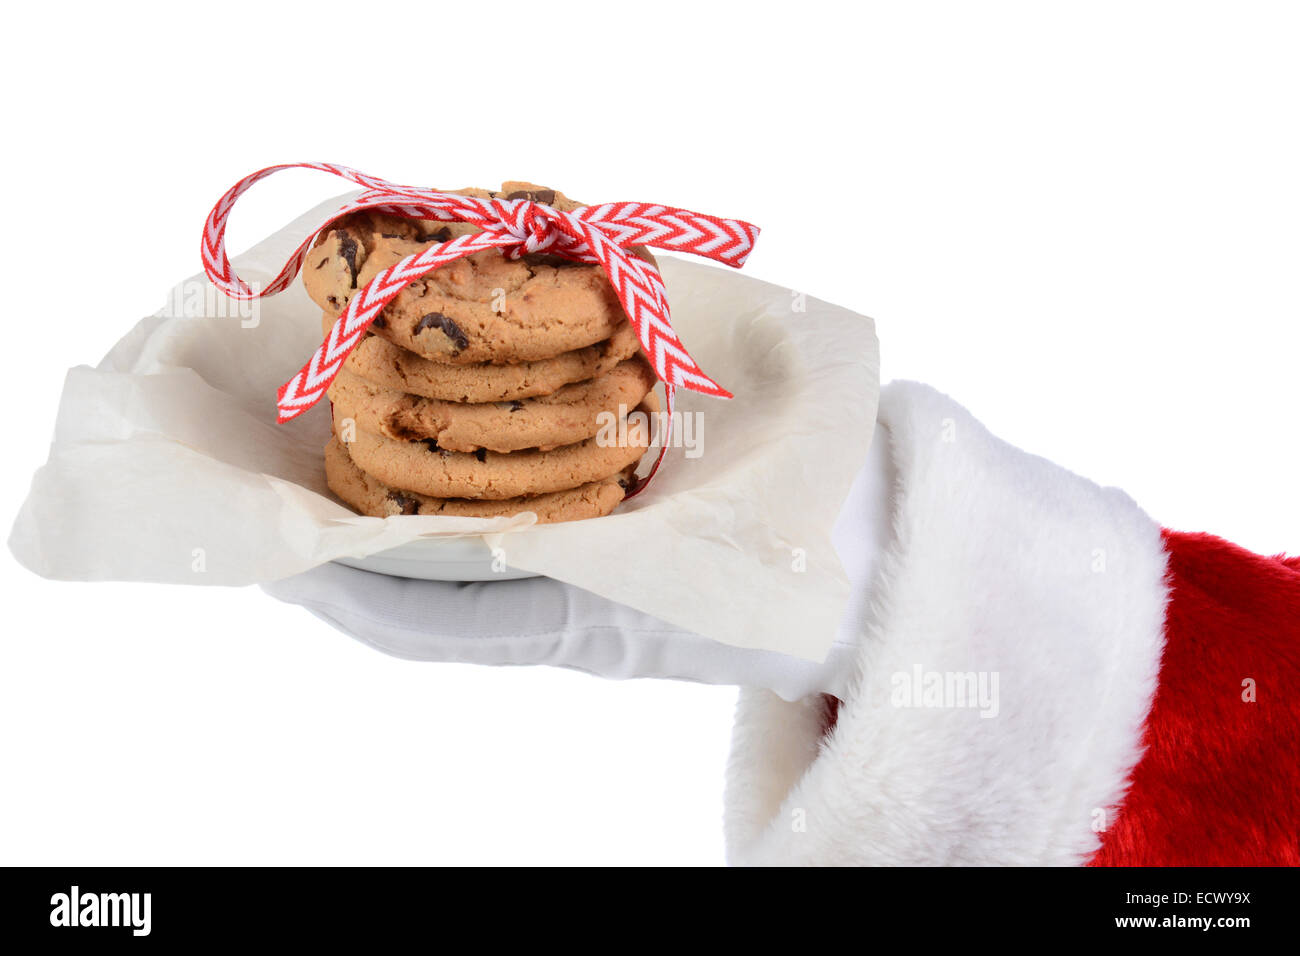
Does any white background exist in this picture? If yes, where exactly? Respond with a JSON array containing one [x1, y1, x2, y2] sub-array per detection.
[[2, 1, 1296, 865]]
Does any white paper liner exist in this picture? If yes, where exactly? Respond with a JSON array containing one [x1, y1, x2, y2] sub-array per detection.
[[9, 197, 879, 660]]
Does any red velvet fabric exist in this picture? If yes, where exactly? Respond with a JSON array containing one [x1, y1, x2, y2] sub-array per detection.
[[1091, 531, 1300, 866]]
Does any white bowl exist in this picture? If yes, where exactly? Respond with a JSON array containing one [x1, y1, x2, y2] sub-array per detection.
[[333, 536, 540, 582]]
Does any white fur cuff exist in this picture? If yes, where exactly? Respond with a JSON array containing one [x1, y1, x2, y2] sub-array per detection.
[[724, 382, 1170, 866]]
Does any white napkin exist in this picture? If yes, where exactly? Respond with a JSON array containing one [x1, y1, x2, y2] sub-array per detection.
[[9, 194, 879, 661], [262, 423, 893, 701]]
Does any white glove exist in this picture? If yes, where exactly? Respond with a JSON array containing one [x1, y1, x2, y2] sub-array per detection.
[[262, 426, 892, 701]]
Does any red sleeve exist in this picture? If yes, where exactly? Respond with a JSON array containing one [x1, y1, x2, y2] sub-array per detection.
[[1091, 531, 1300, 866]]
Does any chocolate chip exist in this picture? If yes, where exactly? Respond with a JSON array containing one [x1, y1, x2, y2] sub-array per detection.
[[474, 448, 488, 462], [522, 252, 585, 270], [421, 438, 440, 452], [380, 232, 405, 239], [424, 226, 452, 242], [413, 312, 470, 352], [509, 401, 524, 412], [371, 315, 387, 329], [337, 233, 360, 288], [505, 188, 556, 205], [388, 492, 419, 516]]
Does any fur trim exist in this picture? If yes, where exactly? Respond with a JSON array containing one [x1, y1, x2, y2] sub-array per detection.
[[724, 382, 1170, 865]]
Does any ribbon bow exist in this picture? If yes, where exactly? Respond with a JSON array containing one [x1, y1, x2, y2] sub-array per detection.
[[200, 163, 761, 427]]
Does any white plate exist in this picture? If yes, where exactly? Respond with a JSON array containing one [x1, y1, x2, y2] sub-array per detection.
[[333, 536, 540, 582]]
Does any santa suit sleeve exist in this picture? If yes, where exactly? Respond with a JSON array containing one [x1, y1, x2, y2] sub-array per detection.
[[724, 382, 1300, 866]]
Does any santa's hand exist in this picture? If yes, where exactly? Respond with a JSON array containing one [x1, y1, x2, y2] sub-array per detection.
[[261, 430, 892, 702]]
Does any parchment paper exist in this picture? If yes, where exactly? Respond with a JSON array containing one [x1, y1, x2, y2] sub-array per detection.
[[9, 198, 879, 661]]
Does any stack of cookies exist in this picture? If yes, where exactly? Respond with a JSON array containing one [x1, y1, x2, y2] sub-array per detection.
[[304, 182, 659, 524]]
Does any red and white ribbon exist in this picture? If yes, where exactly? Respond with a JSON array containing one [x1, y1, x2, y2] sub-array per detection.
[[201, 163, 759, 491]]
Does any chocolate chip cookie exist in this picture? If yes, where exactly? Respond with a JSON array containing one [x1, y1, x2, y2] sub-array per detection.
[[326, 312, 644, 404], [328, 355, 657, 453], [325, 437, 633, 523], [302, 183, 652, 365], [333, 399, 656, 500]]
